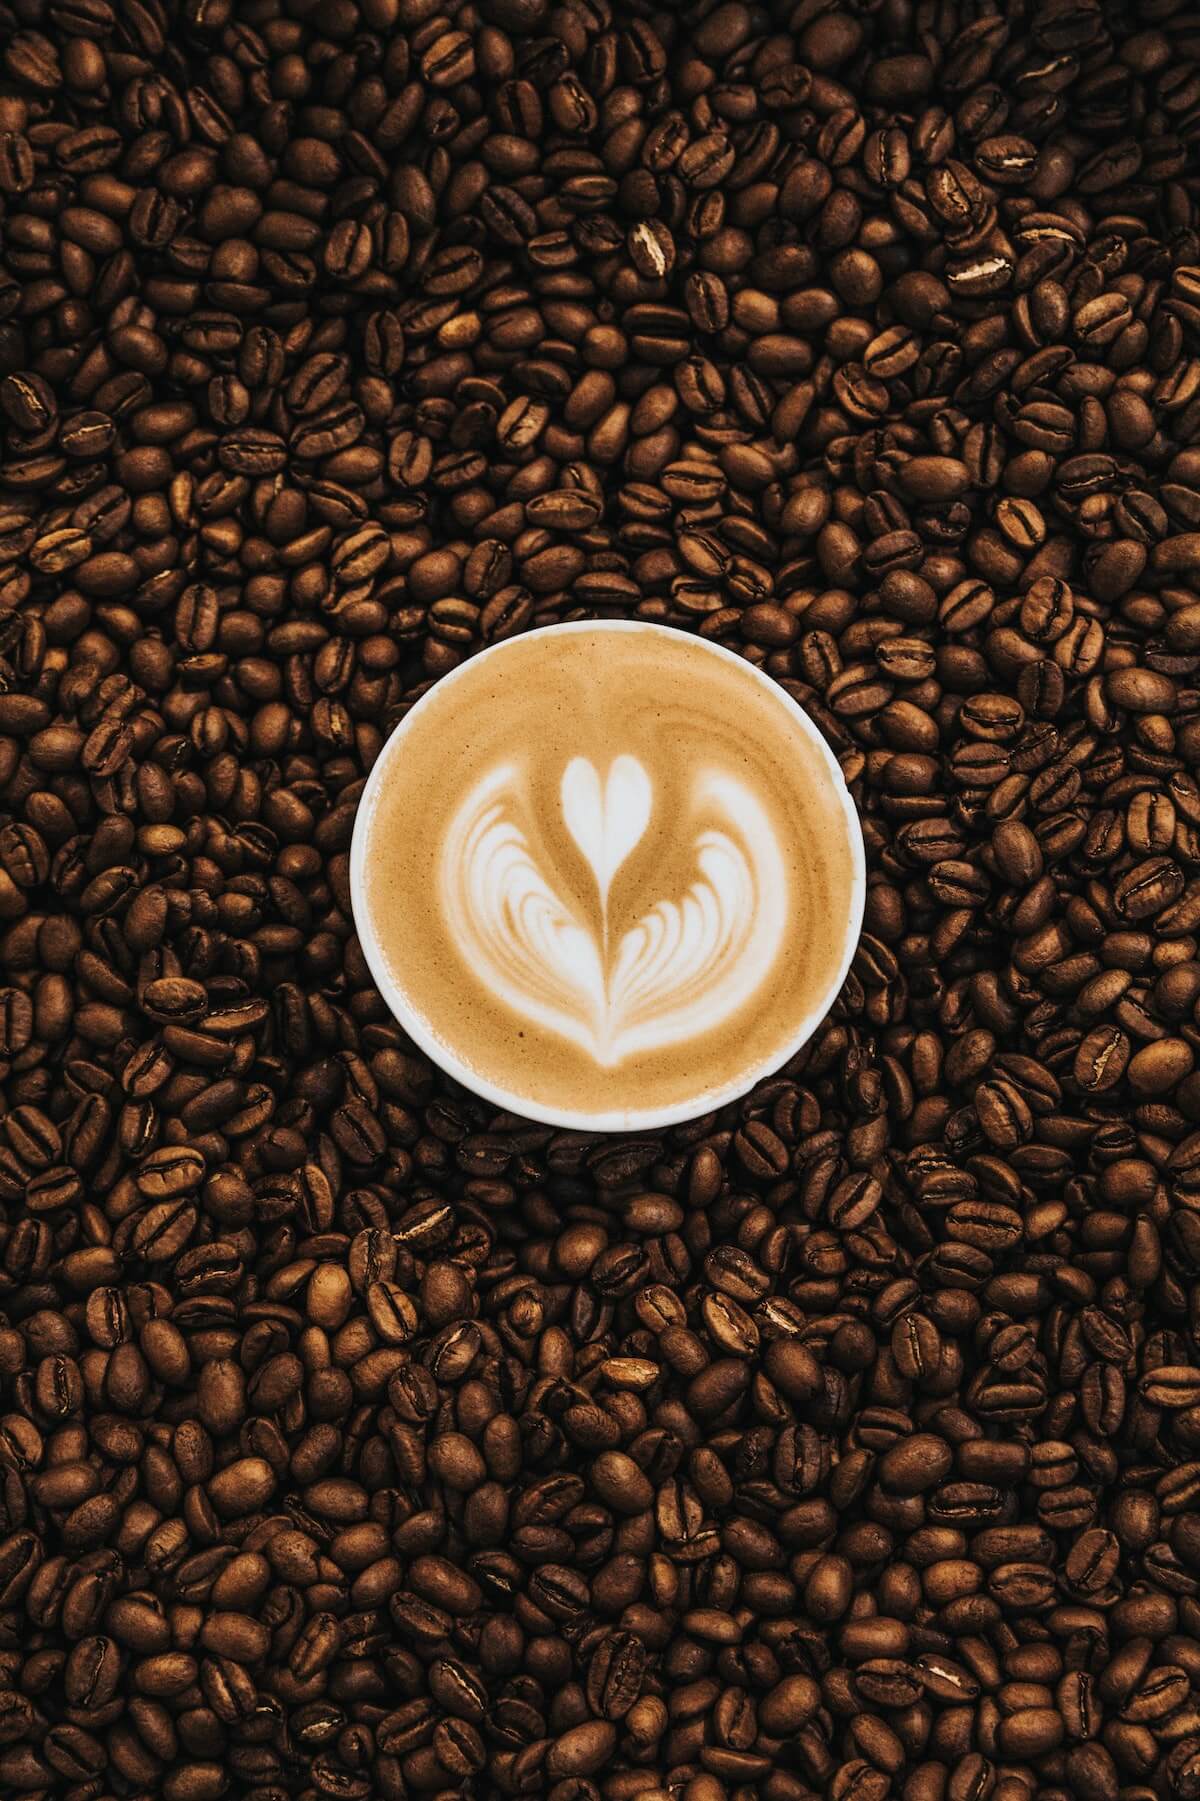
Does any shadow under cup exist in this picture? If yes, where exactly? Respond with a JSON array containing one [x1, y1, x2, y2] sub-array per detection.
[[350, 621, 867, 1132]]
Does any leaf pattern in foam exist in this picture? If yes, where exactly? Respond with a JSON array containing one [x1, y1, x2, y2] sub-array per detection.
[[439, 758, 786, 1068]]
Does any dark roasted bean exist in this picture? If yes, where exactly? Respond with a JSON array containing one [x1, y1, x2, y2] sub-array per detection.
[[0, 10, 1192, 1800]]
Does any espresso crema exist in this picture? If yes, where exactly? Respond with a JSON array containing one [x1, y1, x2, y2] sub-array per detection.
[[353, 624, 864, 1127]]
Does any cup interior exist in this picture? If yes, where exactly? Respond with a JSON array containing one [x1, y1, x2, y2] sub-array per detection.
[[350, 620, 867, 1131]]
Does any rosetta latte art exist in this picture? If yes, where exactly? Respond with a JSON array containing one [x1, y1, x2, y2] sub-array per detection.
[[439, 754, 787, 1067]]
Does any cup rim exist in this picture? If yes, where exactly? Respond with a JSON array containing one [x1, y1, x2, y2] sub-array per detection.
[[350, 618, 867, 1132]]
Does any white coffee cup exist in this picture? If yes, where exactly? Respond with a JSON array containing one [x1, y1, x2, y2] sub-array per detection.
[[350, 621, 866, 1131]]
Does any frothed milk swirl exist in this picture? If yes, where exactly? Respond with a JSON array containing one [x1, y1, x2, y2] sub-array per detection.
[[352, 623, 864, 1128]]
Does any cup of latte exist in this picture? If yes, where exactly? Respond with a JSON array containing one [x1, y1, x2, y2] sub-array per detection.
[[351, 622, 866, 1130]]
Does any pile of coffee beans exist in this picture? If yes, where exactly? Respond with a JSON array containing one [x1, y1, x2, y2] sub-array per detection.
[[3, 0, 1200, 1797]]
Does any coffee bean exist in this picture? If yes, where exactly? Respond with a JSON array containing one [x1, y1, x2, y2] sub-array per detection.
[[0, 6, 1195, 1796]]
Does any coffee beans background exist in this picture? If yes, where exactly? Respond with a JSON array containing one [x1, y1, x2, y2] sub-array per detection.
[[0, 1, 1199, 1798]]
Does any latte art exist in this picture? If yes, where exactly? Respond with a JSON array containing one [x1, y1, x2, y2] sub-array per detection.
[[351, 623, 864, 1129], [441, 755, 786, 1066]]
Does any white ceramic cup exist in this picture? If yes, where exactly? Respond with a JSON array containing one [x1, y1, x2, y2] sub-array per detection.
[[350, 620, 866, 1131]]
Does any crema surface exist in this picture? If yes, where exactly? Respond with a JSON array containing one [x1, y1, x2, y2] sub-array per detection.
[[355, 626, 861, 1125]]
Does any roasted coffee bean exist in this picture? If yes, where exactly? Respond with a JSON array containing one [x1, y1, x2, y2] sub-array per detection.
[[0, 8, 1195, 1799]]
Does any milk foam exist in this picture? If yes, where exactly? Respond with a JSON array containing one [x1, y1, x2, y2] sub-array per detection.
[[440, 754, 786, 1067], [353, 623, 862, 1127]]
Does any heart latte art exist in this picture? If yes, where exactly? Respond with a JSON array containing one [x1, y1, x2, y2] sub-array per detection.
[[353, 625, 863, 1128], [442, 754, 786, 1067]]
